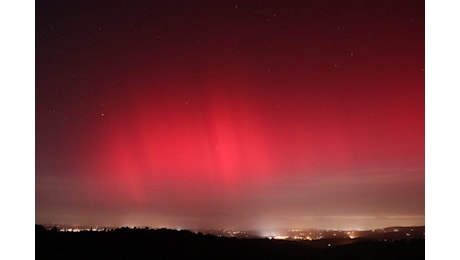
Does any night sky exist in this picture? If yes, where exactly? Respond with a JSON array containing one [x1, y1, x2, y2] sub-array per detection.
[[36, 0, 424, 230]]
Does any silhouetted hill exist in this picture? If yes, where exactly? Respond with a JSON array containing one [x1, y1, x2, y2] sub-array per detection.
[[35, 225, 424, 260]]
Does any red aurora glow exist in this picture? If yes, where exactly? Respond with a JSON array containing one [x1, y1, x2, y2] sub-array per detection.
[[36, 0, 424, 230]]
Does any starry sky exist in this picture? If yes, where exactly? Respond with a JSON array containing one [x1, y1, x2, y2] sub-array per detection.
[[36, 0, 424, 230]]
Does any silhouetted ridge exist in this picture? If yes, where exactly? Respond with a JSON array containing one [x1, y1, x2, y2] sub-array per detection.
[[36, 227, 424, 260]]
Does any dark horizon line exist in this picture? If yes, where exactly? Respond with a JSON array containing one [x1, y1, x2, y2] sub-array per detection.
[[36, 223, 425, 231]]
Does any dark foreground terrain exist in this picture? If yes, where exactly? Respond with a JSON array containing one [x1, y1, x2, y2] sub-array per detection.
[[36, 225, 424, 259]]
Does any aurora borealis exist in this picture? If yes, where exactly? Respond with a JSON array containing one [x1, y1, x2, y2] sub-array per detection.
[[36, 0, 424, 230]]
